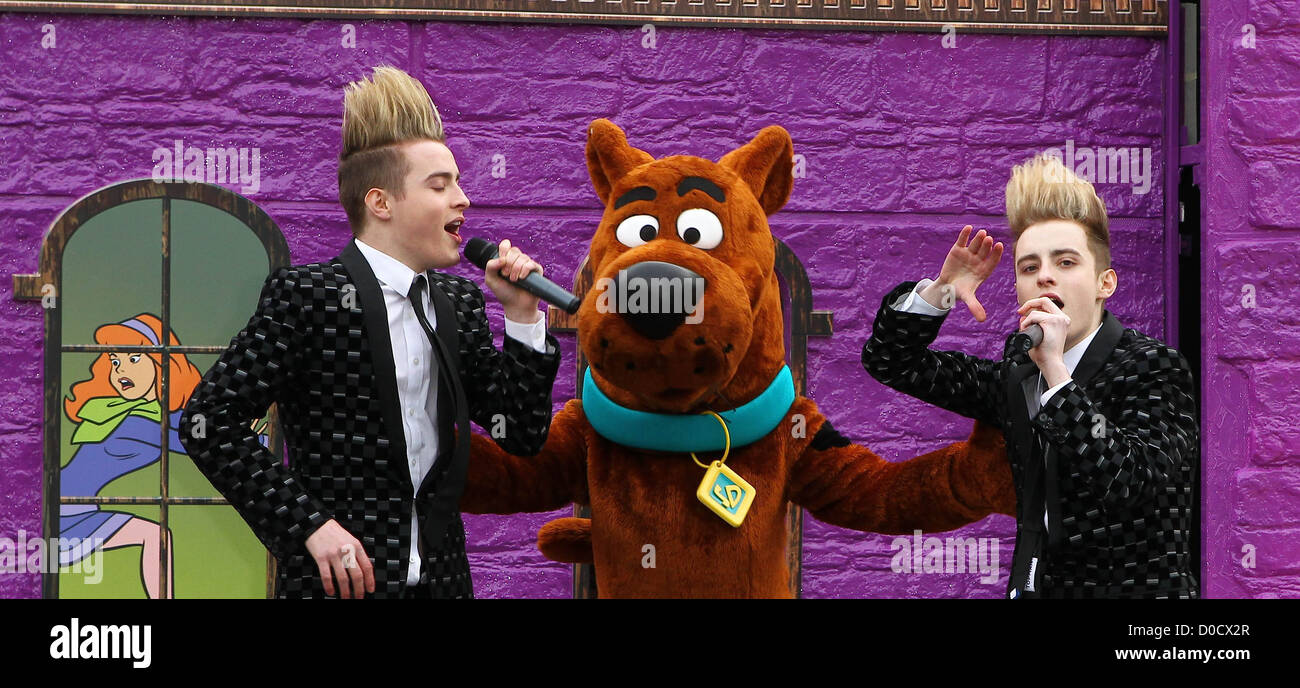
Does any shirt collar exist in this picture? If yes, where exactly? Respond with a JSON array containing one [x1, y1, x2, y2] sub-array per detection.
[[354, 238, 421, 297], [1062, 321, 1104, 376]]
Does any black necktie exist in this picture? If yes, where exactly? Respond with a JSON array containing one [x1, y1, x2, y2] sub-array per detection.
[[1007, 366, 1047, 599], [408, 275, 458, 423], [406, 275, 470, 557]]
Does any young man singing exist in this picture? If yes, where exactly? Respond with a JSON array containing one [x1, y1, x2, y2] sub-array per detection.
[[862, 154, 1199, 599], [182, 66, 561, 599]]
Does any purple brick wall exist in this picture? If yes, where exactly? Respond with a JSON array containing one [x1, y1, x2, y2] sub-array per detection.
[[0, 14, 1172, 598], [1201, 0, 1300, 598]]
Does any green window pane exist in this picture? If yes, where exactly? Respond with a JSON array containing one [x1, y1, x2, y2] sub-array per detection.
[[169, 199, 270, 347], [60, 200, 163, 346], [169, 506, 269, 599]]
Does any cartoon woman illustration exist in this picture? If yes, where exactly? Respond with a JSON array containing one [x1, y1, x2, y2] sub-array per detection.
[[59, 314, 203, 599]]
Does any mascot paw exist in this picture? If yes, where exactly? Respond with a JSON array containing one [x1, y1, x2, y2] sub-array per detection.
[[967, 420, 1015, 516], [968, 419, 1004, 451], [537, 517, 594, 564]]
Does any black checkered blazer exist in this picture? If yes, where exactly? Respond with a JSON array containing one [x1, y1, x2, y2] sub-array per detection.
[[181, 240, 561, 598], [863, 282, 1199, 599]]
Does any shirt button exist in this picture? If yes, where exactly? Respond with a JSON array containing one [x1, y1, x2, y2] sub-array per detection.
[[408, 409, 415, 417], [412, 358, 419, 366]]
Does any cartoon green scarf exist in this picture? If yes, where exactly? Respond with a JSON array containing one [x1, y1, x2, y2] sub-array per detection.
[[70, 397, 164, 445]]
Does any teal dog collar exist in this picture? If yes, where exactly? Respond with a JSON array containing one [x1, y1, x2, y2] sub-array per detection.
[[582, 365, 796, 452]]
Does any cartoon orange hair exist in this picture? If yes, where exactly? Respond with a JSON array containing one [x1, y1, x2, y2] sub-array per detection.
[[64, 314, 204, 423]]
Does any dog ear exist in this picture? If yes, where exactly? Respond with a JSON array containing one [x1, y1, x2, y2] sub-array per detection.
[[586, 119, 654, 206], [718, 125, 794, 216]]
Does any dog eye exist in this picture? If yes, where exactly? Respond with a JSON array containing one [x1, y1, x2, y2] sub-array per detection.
[[615, 214, 659, 247], [676, 208, 722, 250]]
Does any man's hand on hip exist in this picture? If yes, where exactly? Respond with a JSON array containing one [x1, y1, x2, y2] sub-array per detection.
[[305, 519, 375, 599]]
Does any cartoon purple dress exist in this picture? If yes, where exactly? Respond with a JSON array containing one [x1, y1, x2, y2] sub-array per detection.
[[58, 400, 185, 567]]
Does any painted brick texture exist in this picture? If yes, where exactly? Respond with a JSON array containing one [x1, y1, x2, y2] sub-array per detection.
[[1202, 0, 1300, 598], [0, 14, 1171, 598]]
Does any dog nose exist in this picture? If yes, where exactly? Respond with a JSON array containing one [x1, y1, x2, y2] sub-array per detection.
[[616, 261, 706, 340]]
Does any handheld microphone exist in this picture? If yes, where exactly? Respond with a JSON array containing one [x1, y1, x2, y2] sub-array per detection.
[[1013, 324, 1044, 353], [464, 237, 582, 315]]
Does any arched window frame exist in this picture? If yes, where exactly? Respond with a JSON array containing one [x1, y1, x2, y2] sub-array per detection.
[[12, 179, 290, 599]]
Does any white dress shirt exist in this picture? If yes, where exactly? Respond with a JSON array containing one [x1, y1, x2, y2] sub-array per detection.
[[894, 278, 1103, 531], [354, 239, 548, 586]]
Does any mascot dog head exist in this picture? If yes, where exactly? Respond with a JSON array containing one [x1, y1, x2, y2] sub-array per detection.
[[580, 119, 794, 414]]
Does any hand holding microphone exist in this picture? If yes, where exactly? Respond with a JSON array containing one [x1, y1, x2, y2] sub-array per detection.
[[1016, 297, 1071, 385], [1017, 297, 1069, 348], [465, 237, 581, 316]]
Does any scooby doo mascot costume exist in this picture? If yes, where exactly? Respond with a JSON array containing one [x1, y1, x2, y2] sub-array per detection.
[[460, 119, 1015, 597]]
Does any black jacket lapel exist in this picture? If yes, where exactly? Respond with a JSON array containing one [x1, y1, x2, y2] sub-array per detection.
[[1069, 311, 1124, 389], [1003, 335, 1046, 597], [1045, 311, 1122, 549], [1005, 359, 1041, 514], [1002, 335, 1040, 474], [337, 240, 412, 488], [419, 275, 463, 497], [425, 277, 457, 453], [426, 273, 462, 372], [417, 272, 472, 551]]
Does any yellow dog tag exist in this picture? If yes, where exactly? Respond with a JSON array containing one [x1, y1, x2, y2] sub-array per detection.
[[696, 460, 756, 528]]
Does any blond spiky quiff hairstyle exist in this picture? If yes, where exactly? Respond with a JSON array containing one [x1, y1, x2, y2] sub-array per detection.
[[341, 65, 444, 157], [1005, 153, 1111, 272], [338, 66, 446, 234]]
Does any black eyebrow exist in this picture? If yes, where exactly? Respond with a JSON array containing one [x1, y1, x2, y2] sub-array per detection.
[[677, 177, 725, 203], [614, 186, 656, 209]]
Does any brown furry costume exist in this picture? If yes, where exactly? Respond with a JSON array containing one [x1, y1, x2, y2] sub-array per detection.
[[459, 120, 1015, 597]]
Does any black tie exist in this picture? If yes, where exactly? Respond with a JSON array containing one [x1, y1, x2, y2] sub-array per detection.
[[1007, 367, 1047, 599], [408, 275, 458, 422], [406, 275, 470, 559]]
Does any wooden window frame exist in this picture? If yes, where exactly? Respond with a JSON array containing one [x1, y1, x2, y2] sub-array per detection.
[[12, 179, 290, 599]]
